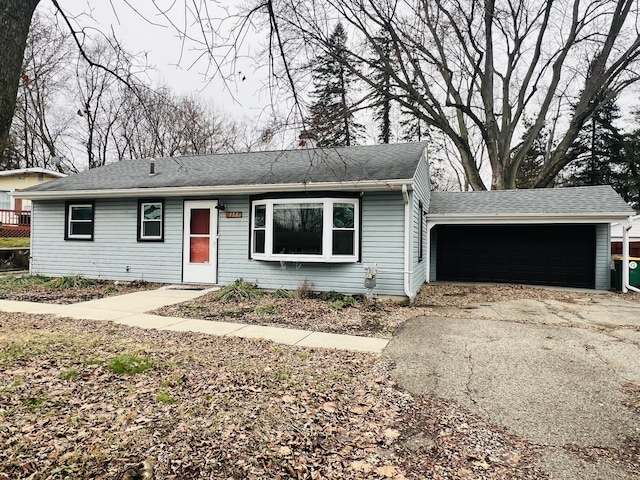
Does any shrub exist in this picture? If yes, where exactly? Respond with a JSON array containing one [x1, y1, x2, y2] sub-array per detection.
[[216, 279, 263, 303], [0, 274, 51, 289], [324, 292, 359, 309], [320, 291, 344, 302], [273, 288, 293, 299], [49, 275, 97, 289]]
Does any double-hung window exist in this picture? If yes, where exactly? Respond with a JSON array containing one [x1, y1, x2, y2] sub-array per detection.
[[251, 197, 359, 262], [0, 190, 10, 210], [65, 202, 94, 240], [138, 200, 164, 241]]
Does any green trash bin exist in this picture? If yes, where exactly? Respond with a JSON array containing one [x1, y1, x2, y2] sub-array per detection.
[[612, 256, 640, 291]]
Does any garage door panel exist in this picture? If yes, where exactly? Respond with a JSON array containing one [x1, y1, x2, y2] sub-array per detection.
[[436, 225, 596, 289]]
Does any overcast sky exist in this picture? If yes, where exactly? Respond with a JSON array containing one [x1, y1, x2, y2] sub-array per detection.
[[52, 0, 273, 118]]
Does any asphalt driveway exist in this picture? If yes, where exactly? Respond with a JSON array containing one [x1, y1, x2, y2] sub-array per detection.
[[386, 292, 640, 479]]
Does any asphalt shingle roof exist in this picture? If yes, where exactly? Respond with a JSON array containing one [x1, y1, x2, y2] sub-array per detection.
[[20, 143, 427, 194], [429, 185, 634, 216]]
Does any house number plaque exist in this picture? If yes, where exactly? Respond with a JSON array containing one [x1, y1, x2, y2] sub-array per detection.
[[225, 212, 242, 218]]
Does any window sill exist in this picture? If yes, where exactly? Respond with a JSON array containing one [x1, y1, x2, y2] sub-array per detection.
[[252, 254, 358, 263]]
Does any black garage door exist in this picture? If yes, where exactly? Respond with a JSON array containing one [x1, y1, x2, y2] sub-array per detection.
[[436, 224, 596, 288]]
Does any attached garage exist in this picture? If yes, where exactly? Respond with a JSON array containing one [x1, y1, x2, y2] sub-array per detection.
[[427, 186, 635, 291], [435, 224, 596, 288]]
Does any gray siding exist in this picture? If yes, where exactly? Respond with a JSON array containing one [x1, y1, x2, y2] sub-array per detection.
[[218, 192, 407, 296], [31, 198, 184, 283], [595, 223, 611, 290], [410, 155, 431, 295], [31, 191, 409, 295]]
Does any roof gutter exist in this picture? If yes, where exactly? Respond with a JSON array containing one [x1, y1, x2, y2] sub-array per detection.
[[13, 179, 416, 200], [427, 213, 633, 224]]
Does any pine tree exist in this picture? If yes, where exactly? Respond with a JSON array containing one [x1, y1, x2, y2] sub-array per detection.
[[515, 120, 555, 188], [617, 125, 640, 210], [370, 31, 393, 144], [308, 23, 362, 147], [562, 99, 624, 188]]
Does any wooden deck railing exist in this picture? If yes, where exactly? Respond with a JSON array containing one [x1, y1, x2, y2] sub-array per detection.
[[0, 209, 31, 237]]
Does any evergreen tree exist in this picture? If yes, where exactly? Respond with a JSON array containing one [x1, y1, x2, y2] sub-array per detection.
[[515, 120, 555, 188], [370, 31, 393, 144], [562, 99, 623, 188], [308, 23, 362, 147], [618, 125, 640, 210]]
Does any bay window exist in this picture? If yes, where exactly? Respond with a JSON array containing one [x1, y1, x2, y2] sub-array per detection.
[[251, 198, 359, 262]]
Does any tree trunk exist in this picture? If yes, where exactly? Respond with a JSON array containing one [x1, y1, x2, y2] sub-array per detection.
[[0, 0, 40, 164]]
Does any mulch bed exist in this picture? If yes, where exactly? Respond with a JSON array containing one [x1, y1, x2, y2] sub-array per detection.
[[0, 280, 164, 305]]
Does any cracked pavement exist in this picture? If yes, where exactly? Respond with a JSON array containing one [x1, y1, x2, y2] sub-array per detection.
[[386, 292, 640, 479]]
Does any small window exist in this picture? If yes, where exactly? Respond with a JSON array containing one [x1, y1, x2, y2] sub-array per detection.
[[138, 200, 164, 241], [0, 191, 11, 210], [253, 204, 266, 254], [251, 197, 359, 263], [65, 202, 94, 240]]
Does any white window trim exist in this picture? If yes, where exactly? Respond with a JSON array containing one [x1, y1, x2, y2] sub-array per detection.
[[139, 201, 163, 241], [251, 197, 359, 263], [67, 203, 94, 240], [0, 189, 12, 210]]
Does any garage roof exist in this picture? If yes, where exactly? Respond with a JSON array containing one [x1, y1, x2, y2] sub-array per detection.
[[428, 185, 634, 223]]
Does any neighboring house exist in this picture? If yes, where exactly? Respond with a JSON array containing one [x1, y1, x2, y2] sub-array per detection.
[[0, 168, 66, 211], [16, 144, 634, 298], [1, 168, 66, 237], [611, 216, 640, 257]]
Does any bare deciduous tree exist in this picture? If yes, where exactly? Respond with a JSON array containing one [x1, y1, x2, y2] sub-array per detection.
[[11, 12, 74, 171], [229, 0, 640, 189]]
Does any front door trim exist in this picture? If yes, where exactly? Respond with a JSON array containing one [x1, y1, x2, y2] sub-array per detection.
[[182, 200, 218, 284]]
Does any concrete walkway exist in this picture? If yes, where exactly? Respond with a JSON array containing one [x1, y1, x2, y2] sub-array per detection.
[[0, 287, 388, 353]]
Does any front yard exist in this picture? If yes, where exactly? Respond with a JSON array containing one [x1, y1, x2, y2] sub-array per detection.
[[1, 276, 639, 478], [0, 312, 544, 479]]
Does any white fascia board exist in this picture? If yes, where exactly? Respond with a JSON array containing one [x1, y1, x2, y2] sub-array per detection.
[[0, 168, 66, 178], [427, 213, 633, 225], [14, 179, 415, 200]]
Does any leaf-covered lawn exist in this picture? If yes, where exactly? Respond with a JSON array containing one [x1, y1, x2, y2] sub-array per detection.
[[0, 312, 545, 479]]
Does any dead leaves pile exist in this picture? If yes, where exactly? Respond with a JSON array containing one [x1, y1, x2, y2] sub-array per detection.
[[0, 313, 546, 479], [154, 295, 430, 339]]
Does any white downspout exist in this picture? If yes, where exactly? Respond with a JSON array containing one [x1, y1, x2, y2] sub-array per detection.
[[425, 223, 436, 282], [402, 184, 411, 298], [623, 215, 640, 293]]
